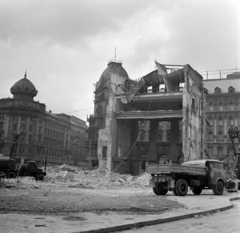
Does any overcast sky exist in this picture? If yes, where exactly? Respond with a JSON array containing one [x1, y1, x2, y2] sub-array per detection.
[[0, 0, 239, 122]]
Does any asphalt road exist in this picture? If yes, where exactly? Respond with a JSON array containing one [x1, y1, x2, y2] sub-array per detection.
[[120, 200, 240, 233]]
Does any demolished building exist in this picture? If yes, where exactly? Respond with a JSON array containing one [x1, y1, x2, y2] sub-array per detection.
[[87, 59, 207, 175]]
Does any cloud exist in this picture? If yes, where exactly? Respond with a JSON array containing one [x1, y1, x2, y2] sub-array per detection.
[[0, 0, 239, 121], [0, 0, 160, 48]]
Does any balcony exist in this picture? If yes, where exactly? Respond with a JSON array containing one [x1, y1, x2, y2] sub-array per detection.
[[87, 114, 103, 122], [116, 109, 183, 120]]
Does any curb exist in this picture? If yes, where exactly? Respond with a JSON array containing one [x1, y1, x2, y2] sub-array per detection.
[[78, 197, 240, 233]]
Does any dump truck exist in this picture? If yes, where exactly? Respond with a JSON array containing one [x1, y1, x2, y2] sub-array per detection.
[[146, 159, 227, 196], [0, 156, 46, 180]]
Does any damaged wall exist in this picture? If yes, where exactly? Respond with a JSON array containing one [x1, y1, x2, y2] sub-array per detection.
[[182, 65, 206, 161], [96, 62, 130, 171], [93, 60, 206, 175]]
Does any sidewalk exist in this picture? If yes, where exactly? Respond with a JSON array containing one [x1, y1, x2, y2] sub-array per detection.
[[1, 191, 240, 233]]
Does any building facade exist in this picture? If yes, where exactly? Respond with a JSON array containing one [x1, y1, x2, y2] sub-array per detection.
[[0, 73, 88, 166], [87, 60, 206, 175], [203, 72, 240, 170]]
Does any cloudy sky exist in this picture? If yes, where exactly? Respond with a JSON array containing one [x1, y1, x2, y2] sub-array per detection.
[[0, 0, 239, 122]]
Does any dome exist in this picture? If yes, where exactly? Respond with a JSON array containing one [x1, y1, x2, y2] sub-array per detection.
[[10, 72, 38, 101], [99, 60, 129, 82]]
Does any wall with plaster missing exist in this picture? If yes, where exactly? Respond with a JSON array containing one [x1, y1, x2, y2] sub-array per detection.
[[96, 62, 130, 171], [92, 61, 206, 174], [182, 66, 206, 161]]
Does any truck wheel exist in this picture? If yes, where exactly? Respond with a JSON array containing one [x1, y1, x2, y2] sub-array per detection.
[[153, 187, 159, 195], [0, 172, 6, 179], [172, 188, 179, 196], [175, 179, 188, 196], [155, 183, 168, 195], [7, 171, 16, 179], [192, 187, 202, 195], [36, 174, 44, 181], [213, 181, 224, 195]]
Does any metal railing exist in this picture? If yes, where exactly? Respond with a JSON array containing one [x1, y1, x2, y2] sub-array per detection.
[[201, 68, 240, 80]]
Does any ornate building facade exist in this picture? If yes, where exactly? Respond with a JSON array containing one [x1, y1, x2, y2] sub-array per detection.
[[0, 73, 88, 166], [87, 60, 206, 175], [203, 72, 240, 168]]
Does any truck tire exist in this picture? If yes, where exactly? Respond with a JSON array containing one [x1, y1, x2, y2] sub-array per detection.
[[213, 181, 224, 195], [153, 187, 159, 195], [172, 188, 179, 196], [36, 174, 44, 181], [153, 183, 168, 195], [192, 187, 202, 195], [175, 179, 188, 196], [0, 171, 6, 179], [7, 171, 16, 179], [156, 183, 168, 195]]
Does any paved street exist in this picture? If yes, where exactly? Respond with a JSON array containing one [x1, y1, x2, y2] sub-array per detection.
[[120, 200, 240, 233]]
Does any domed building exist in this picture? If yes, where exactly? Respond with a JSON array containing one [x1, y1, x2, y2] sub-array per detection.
[[0, 72, 88, 167], [10, 72, 38, 101]]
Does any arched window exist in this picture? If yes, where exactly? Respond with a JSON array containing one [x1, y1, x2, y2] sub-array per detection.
[[223, 102, 228, 111], [229, 101, 234, 111], [219, 102, 223, 111], [213, 103, 217, 111], [234, 102, 238, 110], [228, 86, 235, 93], [209, 101, 213, 111], [228, 116, 234, 126], [217, 116, 223, 141], [218, 116, 223, 126], [214, 87, 221, 94], [157, 130, 163, 142]]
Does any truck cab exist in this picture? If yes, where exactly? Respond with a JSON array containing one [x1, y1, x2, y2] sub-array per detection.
[[182, 159, 227, 189], [19, 161, 46, 181]]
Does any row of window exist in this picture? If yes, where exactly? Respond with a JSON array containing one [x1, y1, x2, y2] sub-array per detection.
[[16, 146, 83, 157], [44, 138, 64, 148], [207, 133, 238, 141], [208, 104, 238, 111], [137, 121, 182, 143], [44, 128, 65, 140], [43, 118, 68, 131], [207, 117, 236, 126], [71, 125, 85, 133], [214, 86, 235, 94]]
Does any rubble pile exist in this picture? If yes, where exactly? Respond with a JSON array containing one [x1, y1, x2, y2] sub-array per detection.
[[0, 164, 151, 190], [45, 164, 151, 188]]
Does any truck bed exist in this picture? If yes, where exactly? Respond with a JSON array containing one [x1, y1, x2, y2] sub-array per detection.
[[146, 164, 207, 176]]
